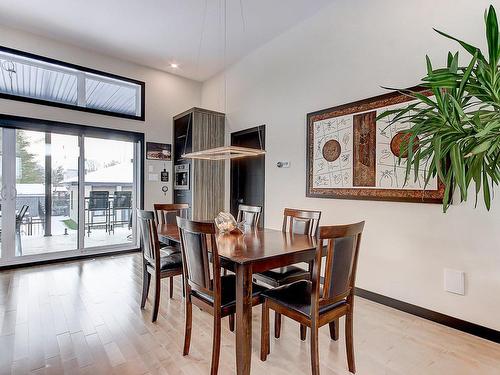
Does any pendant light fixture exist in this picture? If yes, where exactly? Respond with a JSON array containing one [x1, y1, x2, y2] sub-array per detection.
[[182, 0, 266, 161]]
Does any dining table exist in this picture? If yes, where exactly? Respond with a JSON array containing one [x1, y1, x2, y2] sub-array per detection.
[[157, 223, 318, 375]]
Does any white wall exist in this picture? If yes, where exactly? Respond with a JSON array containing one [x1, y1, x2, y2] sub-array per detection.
[[0, 25, 201, 209], [202, 0, 500, 330]]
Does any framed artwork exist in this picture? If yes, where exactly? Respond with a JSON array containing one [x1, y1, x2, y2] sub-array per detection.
[[146, 142, 171, 161], [306, 87, 445, 203]]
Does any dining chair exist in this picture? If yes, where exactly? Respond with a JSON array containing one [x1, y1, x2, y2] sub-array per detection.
[[236, 204, 262, 227], [260, 221, 365, 375], [153, 203, 189, 225], [222, 204, 262, 280], [153, 203, 189, 248], [253, 208, 321, 339], [137, 210, 183, 322], [153, 203, 190, 296], [176, 217, 267, 375]]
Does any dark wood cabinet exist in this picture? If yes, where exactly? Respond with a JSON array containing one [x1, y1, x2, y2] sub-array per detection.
[[172, 107, 225, 220]]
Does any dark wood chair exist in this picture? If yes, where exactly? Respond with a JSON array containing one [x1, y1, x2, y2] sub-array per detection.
[[222, 204, 262, 279], [176, 217, 267, 375], [153, 203, 189, 249], [236, 204, 262, 227], [153, 203, 189, 225], [153, 203, 189, 297], [254, 208, 321, 338], [260, 221, 365, 375], [137, 210, 183, 322]]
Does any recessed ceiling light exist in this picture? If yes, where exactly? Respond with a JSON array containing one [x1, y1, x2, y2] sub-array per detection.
[[170, 63, 179, 68]]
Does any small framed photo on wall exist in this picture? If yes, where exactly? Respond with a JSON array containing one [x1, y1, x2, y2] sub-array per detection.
[[146, 142, 172, 161]]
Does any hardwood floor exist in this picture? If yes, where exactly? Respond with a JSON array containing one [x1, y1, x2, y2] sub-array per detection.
[[1, 253, 499, 375]]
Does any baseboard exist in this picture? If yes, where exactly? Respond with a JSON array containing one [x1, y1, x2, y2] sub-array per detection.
[[0, 248, 141, 271], [355, 287, 500, 344]]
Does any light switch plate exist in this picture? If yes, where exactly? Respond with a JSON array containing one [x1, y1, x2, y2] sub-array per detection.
[[444, 268, 465, 295], [148, 165, 154, 172]]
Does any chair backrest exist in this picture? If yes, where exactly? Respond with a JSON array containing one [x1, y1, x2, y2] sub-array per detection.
[[16, 204, 29, 222], [154, 203, 189, 225], [236, 204, 262, 228], [88, 191, 109, 210], [282, 208, 321, 236], [176, 217, 221, 306], [311, 222, 365, 314], [113, 191, 132, 209], [137, 210, 161, 268]]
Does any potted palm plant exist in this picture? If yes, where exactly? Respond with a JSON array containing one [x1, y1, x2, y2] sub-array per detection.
[[379, 5, 500, 212]]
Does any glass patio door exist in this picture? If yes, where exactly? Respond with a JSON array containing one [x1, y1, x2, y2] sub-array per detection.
[[14, 129, 80, 256], [0, 123, 141, 266], [83, 136, 136, 249]]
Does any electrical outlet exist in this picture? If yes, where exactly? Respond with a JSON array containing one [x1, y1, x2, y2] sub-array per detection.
[[444, 269, 465, 295]]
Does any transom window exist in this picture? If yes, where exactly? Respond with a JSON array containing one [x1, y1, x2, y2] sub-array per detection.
[[0, 47, 144, 120]]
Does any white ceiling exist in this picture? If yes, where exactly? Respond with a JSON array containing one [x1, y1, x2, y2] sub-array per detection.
[[0, 0, 334, 81]]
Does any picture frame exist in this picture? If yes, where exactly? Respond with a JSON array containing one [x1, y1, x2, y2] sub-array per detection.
[[306, 87, 445, 203], [146, 142, 172, 161]]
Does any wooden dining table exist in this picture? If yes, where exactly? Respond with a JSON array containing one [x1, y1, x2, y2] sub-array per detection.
[[157, 223, 318, 375]]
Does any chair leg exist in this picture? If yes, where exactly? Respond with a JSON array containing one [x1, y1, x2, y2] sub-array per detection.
[[300, 324, 307, 341], [140, 267, 151, 309], [310, 323, 320, 375], [329, 318, 339, 341], [260, 302, 270, 361], [274, 312, 282, 338], [151, 274, 161, 322], [182, 274, 186, 298], [228, 314, 235, 332], [183, 297, 192, 356], [169, 277, 174, 299], [346, 312, 355, 373], [210, 313, 222, 375]]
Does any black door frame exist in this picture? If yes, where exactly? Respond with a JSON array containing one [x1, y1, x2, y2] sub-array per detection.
[[230, 125, 265, 227]]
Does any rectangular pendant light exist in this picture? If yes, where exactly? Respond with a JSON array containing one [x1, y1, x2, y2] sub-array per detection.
[[182, 146, 265, 160]]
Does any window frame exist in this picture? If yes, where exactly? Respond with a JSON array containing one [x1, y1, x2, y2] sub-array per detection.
[[0, 45, 145, 121]]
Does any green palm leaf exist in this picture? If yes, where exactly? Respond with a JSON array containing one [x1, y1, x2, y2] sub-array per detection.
[[380, 5, 500, 212]]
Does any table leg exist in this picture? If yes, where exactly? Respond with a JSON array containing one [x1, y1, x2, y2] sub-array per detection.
[[235, 263, 252, 375]]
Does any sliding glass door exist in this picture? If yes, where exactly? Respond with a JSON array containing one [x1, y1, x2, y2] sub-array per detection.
[[0, 120, 142, 266], [83, 137, 135, 249], [14, 129, 80, 256]]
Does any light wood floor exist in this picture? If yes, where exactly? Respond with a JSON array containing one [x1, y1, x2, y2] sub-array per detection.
[[0, 254, 499, 375]]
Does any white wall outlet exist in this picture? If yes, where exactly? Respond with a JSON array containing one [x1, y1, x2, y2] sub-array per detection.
[[444, 268, 465, 295], [276, 161, 290, 168]]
